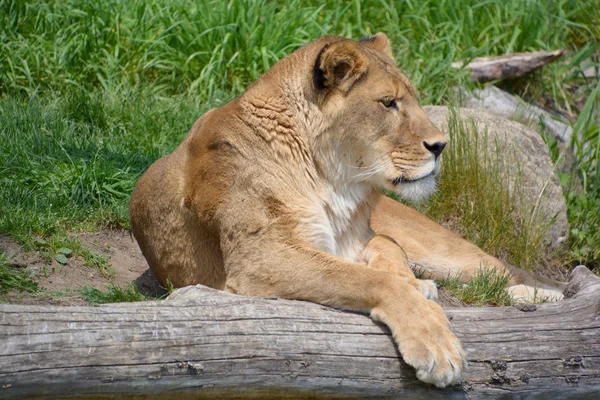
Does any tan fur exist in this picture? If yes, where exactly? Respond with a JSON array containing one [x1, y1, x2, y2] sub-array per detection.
[[132, 33, 542, 387]]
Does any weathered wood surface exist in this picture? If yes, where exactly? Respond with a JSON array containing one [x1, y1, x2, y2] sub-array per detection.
[[1, 266, 599, 399], [452, 50, 566, 82]]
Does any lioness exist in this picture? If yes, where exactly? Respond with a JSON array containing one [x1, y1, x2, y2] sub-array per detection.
[[130, 33, 563, 387]]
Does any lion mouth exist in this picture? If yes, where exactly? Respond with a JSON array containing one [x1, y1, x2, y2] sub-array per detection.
[[390, 172, 433, 186]]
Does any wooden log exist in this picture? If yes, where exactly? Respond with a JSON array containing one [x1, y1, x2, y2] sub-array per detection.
[[1, 266, 599, 399], [452, 50, 566, 83]]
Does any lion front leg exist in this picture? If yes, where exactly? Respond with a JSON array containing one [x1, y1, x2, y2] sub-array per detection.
[[360, 234, 438, 301], [224, 238, 465, 388]]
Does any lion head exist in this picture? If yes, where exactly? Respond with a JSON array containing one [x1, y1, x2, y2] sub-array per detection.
[[311, 33, 447, 201]]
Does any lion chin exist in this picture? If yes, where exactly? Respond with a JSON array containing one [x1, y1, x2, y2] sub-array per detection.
[[394, 174, 437, 202]]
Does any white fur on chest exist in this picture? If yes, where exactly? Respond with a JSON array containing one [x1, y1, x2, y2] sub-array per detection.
[[298, 183, 374, 262]]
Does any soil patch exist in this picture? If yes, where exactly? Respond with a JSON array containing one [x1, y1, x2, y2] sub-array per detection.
[[1, 231, 163, 305]]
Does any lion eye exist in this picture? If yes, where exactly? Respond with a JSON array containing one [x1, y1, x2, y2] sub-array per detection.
[[380, 98, 398, 109]]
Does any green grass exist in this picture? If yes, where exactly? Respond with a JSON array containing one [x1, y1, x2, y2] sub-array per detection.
[[439, 267, 514, 306], [0, 0, 599, 277], [80, 282, 148, 304], [563, 83, 600, 267], [0, 253, 39, 300], [2, 0, 597, 103], [0, 89, 205, 238]]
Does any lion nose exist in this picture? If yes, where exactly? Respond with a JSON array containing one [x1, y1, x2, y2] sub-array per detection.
[[423, 141, 447, 160]]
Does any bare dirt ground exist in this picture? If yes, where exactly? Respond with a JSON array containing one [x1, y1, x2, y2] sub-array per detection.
[[1, 230, 465, 307], [1, 230, 164, 306]]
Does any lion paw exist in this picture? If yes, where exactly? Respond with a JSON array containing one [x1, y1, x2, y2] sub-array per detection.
[[413, 279, 438, 301], [374, 299, 466, 388], [404, 334, 465, 388], [399, 302, 466, 387]]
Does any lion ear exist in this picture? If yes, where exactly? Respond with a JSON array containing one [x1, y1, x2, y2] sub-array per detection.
[[314, 40, 368, 93], [360, 32, 393, 59]]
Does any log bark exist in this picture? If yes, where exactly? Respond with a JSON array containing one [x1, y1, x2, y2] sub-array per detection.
[[452, 50, 566, 83], [1, 266, 599, 399]]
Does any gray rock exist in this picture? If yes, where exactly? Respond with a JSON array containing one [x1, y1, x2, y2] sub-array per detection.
[[459, 85, 573, 144], [424, 106, 569, 250], [582, 65, 599, 78], [578, 57, 599, 78]]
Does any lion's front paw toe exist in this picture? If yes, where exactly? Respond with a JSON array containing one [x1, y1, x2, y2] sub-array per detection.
[[403, 335, 466, 388]]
